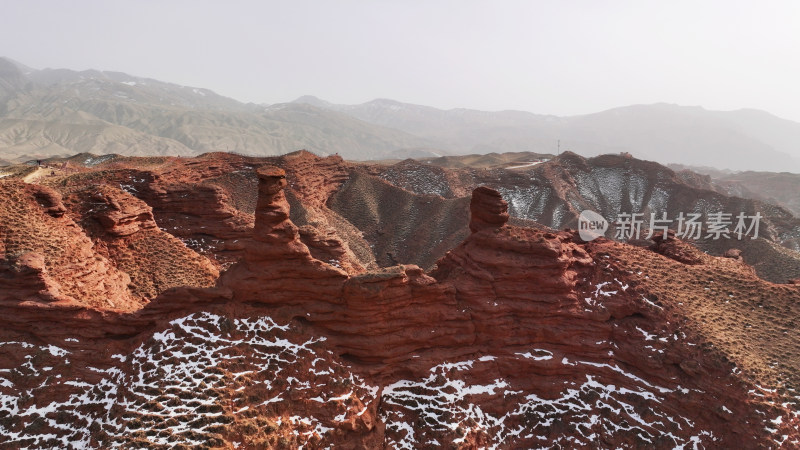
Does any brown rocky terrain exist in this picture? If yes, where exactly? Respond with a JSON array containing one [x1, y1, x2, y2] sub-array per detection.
[[61, 185, 219, 300], [10, 149, 800, 281], [1, 151, 799, 448], [368, 152, 800, 283], [0, 181, 139, 310]]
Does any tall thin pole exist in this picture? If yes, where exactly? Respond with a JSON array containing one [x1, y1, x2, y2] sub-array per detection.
[[557, 139, 560, 155]]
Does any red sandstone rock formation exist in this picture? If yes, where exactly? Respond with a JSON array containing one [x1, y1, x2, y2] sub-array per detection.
[[219, 166, 348, 303], [1, 168, 799, 447], [72, 162, 258, 267], [281, 150, 350, 209], [0, 181, 137, 310], [143, 181, 254, 264], [85, 187, 158, 237], [468, 186, 510, 233], [0, 251, 61, 302], [279, 151, 370, 274], [26, 184, 67, 218], [723, 247, 743, 260], [297, 224, 366, 273], [62, 185, 219, 300], [649, 230, 704, 265]]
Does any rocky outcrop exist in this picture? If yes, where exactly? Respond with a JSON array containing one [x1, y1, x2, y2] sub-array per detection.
[[84, 163, 257, 266], [423, 198, 779, 447], [279, 151, 373, 273], [252, 167, 293, 243], [27, 184, 67, 218], [324, 265, 473, 371], [219, 166, 348, 304], [63, 185, 219, 300], [297, 224, 366, 274], [281, 150, 350, 209], [0, 251, 61, 302], [86, 187, 157, 236], [468, 186, 510, 232], [723, 247, 743, 260], [145, 182, 254, 263], [1, 164, 798, 448], [649, 230, 704, 265], [0, 181, 137, 310]]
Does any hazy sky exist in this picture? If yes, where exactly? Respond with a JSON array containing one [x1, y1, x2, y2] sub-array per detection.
[[3, 0, 800, 121]]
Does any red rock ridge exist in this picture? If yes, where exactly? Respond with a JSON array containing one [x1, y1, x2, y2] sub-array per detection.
[[63, 185, 220, 300], [281, 150, 350, 209], [1, 178, 795, 446], [0, 181, 137, 310], [80, 187, 158, 236]]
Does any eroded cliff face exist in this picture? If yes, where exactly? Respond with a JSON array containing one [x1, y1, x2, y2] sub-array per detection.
[[0, 181, 138, 310], [425, 190, 776, 447], [62, 185, 219, 300], [218, 166, 348, 305], [60, 151, 371, 273], [1, 170, 798, 448], [127, 171, 255, 267]]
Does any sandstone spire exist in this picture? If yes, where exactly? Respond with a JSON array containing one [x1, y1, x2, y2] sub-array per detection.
[[469, 186, 509, 233]]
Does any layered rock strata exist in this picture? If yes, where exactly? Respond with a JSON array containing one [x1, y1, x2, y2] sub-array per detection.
[[219, 167, 348, 304], [63, 185, 219, 300], [0, 181, 137, 310], [1, 176, 796, 447]]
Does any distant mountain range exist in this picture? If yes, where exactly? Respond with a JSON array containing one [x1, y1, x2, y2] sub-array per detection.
[[296, 95, 800, 172], [2, 57, 800, 172], [0, 57, 428, 162]]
